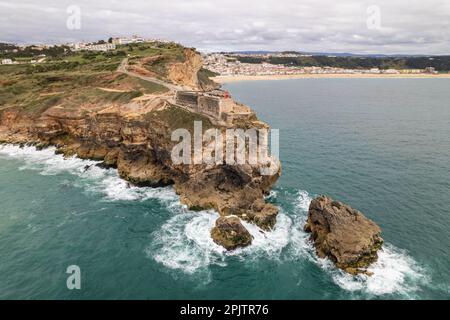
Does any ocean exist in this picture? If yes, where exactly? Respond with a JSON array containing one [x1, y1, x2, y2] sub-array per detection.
[[0, 78, 449, 299]]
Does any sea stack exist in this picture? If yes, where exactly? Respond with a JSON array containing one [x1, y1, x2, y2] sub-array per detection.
[[211, 216, 253, 250], [304, 195, 383, 275]]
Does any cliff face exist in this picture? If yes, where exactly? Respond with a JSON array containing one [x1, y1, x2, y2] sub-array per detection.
[[0, 98, 280, 231], [0, 43, 281, 248], [167, 49, 203, 89]]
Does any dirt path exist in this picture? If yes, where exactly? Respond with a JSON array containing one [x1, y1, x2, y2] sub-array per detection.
[[97, 87, 128, 93]]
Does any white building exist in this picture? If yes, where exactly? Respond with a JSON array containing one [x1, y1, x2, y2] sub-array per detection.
[[112, 36, 144, 45], [84, 43, 116, 52], [1, 59, 13, 65]]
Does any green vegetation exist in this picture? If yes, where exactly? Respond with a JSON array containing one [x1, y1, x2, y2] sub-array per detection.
[[150, 104, 213, 132], [60, 88, 143, 109], [135, 78, 169, 93], [124, 42, 187, 79], [0, 69, 167, 112], [21, 94, 63, 114], [0, 41, 175, 115], [0, 43, 68, 60], [235, 55, 450, 71], [197, 68, 220, 90], [124, 42, 186, 61]]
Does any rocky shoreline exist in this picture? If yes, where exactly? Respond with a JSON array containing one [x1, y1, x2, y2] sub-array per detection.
[[0, 44, 385, 275], [0, 105, 385, 276], [0, 96, 280, 236]]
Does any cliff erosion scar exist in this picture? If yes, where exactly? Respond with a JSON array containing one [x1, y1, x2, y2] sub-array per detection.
[[0, 43, 281, 249]]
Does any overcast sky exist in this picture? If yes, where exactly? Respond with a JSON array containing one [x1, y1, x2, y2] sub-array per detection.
[[1, 0, 449, 54]]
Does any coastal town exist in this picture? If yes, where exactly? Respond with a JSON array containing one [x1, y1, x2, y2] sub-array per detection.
[[1, 36, 448, 78], [0, 35, 175, 65], [203, 52, 441, 76]]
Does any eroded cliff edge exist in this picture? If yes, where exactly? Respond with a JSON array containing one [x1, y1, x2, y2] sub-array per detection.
[[0, 42, 281, 244]]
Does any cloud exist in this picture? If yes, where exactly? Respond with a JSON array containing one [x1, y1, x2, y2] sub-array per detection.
[[0, 0, 449, 54]]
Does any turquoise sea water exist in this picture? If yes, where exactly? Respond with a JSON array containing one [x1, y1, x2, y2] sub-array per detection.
[[0, 78, 449, 299]]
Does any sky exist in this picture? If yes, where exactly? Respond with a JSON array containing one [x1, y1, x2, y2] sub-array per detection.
[[1, 0, 449, 55]]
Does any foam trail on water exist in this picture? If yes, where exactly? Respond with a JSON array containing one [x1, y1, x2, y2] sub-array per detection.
[[0, 144, 178, 203]]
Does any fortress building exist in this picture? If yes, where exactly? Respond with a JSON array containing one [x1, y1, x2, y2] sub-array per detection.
[[175, 90, 241, 122]]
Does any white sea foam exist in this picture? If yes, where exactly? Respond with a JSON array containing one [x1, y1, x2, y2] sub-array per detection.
[[0, 144, 429, 297], [317, 244, 428, 298], [149, 185, 428, 297], [149, 209, 294, 275], [296, 190, 312, 212], [264, 189, 278, 201], [149, 210, 226, 275], [0, 144, 178, 203]]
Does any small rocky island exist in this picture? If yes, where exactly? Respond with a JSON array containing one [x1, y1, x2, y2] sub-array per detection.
[[304, 196, 383, 275], [211, 216, 253, 250]]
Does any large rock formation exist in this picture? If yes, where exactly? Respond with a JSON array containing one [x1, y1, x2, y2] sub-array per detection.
[[211, 216, 253, 250], [304, 196, 383, 275], [167, 49, 203, 89], [0, 43, 281, 250], [0, 103, 280, 232]]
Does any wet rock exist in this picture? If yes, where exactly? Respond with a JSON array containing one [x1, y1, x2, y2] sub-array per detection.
[[211, 216, 253, 250], [305, 195, 383, 275]]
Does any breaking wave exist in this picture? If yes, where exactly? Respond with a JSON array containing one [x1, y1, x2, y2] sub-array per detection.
[[322, 244, 428, 298], [0, 144, 178, 203], [147, 208, 294, 276], [149, 186, 429, 297], [289, 189, 429, 298], [0, 144, 430, 297]]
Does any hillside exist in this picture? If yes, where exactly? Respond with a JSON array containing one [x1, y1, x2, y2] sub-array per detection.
[[0, 42, 217, 114]]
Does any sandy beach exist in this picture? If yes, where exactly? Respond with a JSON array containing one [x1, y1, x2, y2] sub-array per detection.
[[212, 73, 450, 83]]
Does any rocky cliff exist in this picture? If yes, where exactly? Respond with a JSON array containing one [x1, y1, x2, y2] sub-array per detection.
[[304, 196, 383, 275], [0, 101, 280, 228], [167, 48, 203, 89], [0, 43, 280, 250]]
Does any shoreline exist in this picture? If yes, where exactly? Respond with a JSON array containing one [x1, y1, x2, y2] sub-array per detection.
[[212, 73, 450, 83]]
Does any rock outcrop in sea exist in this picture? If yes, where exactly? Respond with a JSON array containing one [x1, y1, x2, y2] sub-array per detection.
[[304, 195, 383, 275], [211, 216, 253, 250]]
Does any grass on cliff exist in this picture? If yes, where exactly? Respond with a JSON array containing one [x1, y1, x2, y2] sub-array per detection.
[[62, 88, 144, 109], [0, 69, 168, 114], [0, 42, 183, 115], [125, 42, 186, 62], [126, 42, 188, 79], [197, 68, 220, 90], [150, 104, 214, 133]]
